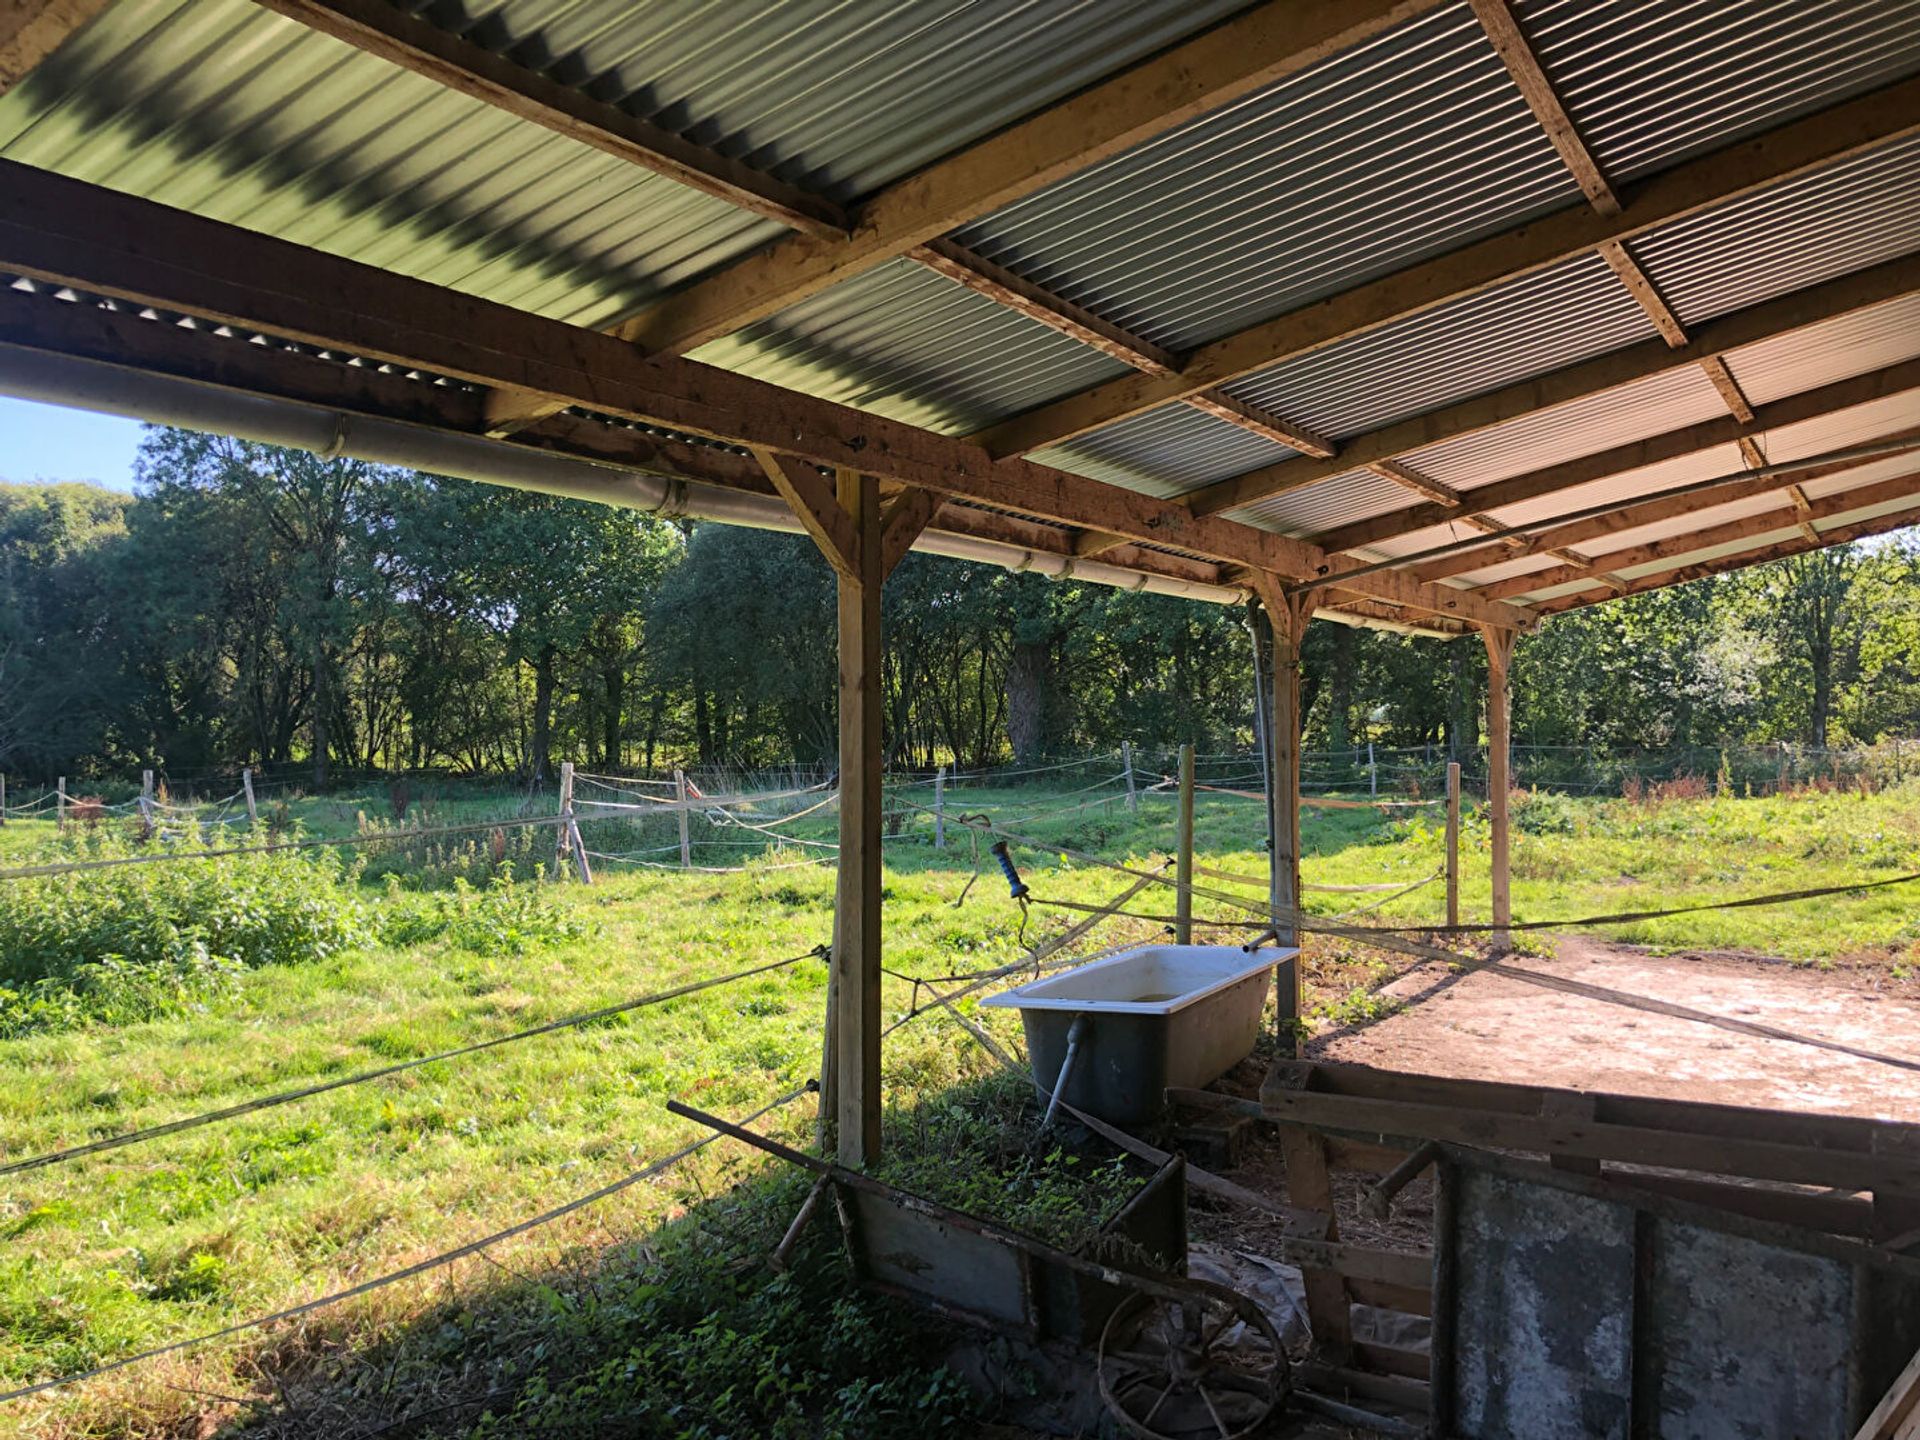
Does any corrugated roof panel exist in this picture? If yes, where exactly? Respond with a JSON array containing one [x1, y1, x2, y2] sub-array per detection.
[[693, 258, 1134, 434], [1725, 293, 1920, 407], [0, 0, 786, 329], [1033, 402, 1295, 499], [1224, 468, 1424, 537], [456, 0, 1254, 204], [1798, 452, 1920, 503], [1515, 0, 1920, 183], [1629, 132, 1920, 329], [1400, 364, 1730, 489], [1757, 391, 1920, 465], [1220, 252, 1652, 442], [1481, 444, 1748, 530], [953, 2, 1581, 354]]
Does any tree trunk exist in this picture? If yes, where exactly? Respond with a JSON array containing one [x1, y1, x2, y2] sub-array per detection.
[[1446, 640, 1477, 760], [311, 648, 331, 790], [694, 685, 712, 765], [1006, 640, 1050, 763], [602, 662, 623, 769], [1325, 624, 1355, 754], [530, 643, 557, 783]]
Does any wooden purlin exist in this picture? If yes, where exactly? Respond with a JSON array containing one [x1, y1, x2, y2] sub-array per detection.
[[0, 0, 109, 93], [0, 160, 1533, 630]]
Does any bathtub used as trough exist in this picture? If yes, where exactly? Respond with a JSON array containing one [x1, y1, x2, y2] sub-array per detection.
[[982, 944, 1296, 1125]]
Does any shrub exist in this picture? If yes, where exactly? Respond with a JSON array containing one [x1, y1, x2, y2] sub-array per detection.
[[376, 871, 591, 956], [0, 833, 367, 1035]]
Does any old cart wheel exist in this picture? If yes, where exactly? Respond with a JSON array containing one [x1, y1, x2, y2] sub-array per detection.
[[1096, 1277, 1286, 1440]]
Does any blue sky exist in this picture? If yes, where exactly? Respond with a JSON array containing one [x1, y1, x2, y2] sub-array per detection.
[[0, 396, 146, 490]]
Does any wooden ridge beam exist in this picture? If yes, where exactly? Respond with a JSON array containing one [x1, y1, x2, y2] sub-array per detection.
[[1, 0, 108, 93], [1468, 0, 1618, 216], [1473, 464, 1920, 601], [608, 0, 1450, 356], [1535, 500, 1920, 615], [1181, 252, 1920, 519], [0, 159, 1531, 630], [1309, 353, 1920, 555], [1404, 435, 1920, 584], [252, 0, 847, 240], [971, 74, 1920, 461]]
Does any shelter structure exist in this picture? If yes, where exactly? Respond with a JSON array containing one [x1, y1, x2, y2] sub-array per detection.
[[2, 0, 1918, 1166]]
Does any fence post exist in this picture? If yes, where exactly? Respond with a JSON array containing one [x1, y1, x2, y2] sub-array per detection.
[[242, 767, 258, 828], [1368, 742, 1378, 799], [933, 764, 946, 850], [1, 774, 7, 827], [1122, 741, 1138, 814], [1445, 761, 1461, 929], [674, 768, 693, 869], [139, 769, 155, 838], [1175, 744, 1195, 945], [555, 762, 574, 878], [57, 776, 67, 830]]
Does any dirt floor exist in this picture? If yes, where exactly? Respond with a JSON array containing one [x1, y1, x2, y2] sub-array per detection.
[[1311, 934, 1920, 1121]]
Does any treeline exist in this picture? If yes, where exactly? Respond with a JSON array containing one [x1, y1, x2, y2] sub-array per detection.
[[2, 428, 1917, 783]]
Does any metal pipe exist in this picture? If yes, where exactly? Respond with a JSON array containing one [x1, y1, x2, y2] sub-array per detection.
[[1042, 1014, 1090, 1128], [0, 348, 1251, 607]]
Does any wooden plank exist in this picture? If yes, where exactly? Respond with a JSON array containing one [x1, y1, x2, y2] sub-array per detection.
[[1699, 353, 1757, 423], [755, 449, 857, 580], [1467, 0, 1618, 215], [1481, 624, 1515, 948], [611, 0, 1453, 355], [1182, 251, 1920, 519], [879, 485, 941, 577], [1279, 1123, 1355, 1359], [1369, 459, 1462, 506], [1786, 481, 1824, 543], [970, 74, 1920, 459], [1404, 435, 1920, 585], [1309, 353, 1920, 555], [0, 159, 1533, 630], [1853, 1344, 1920, 1440], [1345, 1275, 1433, 1319], [1185, 391, 1338, 459], [0, 0, 108, 92], [1597, 238, 1689, 346], [1535, 500, 1920, 615], [253, 0, 847, 240]]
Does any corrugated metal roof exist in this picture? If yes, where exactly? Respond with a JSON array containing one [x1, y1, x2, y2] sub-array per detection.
[[1757, 391, 1920, 465], [1726, 292, 1920, 407], [1629, 132, 1920, 328], [1220, 252, 1650, 443], [1032, 402, 1294, 499], [0, 0, 782, 329], [692, 257, 1133, 435], [446, 0, 1254, 204], [1229, 468, 1426, 538], [1514, 0, 1920, 184], [951, 1, 1581, 354]]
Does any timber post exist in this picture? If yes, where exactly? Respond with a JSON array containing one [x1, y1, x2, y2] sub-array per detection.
[[56, 776, 66, 830], [1122, 740, 1138, 813], [1, 774, 6, 826], [1445, 760, 1462, 928], [1480, 624, 1519, 951], [555, 761, 574, 879], [755, 447, 936, 1167], [139, 769, 154, 839], [242, 767, 258, 828], [1175, 742, 1195, 944], [933, 764, 946, 849], [1255, 576, 1315, 1053], [674, 768, 692, 868], [1368, 741, 1377, 798]]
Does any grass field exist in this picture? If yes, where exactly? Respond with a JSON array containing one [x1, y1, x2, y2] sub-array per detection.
[[2, 767, 1918, 1436]]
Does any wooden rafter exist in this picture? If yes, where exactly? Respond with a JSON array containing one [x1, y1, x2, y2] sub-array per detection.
[[1596, 239, 1688, 346], [1368, 459, 1462, 507], [606, 0, 1451, 356], [1467, 0, 1619, 215], [1472, 465, 1920, 601], [1403, 434, 1920, 584], [1532, 499, 1920, 615], [0, 0, 108, 92], [0, 159, 1531, 630], [1181, 252, 1920, 518], [253, 0, 848, 240], [970, 75, 1920, 460], [1697, 354, 1756, 423]]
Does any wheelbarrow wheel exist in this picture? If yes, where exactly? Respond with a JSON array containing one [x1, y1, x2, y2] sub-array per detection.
[[1096, 1276, 1287, 1439]]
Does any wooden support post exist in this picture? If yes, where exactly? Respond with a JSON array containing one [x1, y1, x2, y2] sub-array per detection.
[[933, 764, 946, 850], [1, 773, 7, 826], [1175, 743, 1195, 945], [674, 768, 692, 869], [1480, 625, 1518, 950], [1367, 741, 1377, 798], [241, 767, 258, 828], [834, 467, 885, 1167], [1278, 1124, 1354, 1360], [555, 761, 575, 878], [1122, 740, 1138, 813], [139, 768, 154, 838], [1445, 761, 1462, 929], [56, 775, 66, 830], [1257, 579, 1315, 1051]]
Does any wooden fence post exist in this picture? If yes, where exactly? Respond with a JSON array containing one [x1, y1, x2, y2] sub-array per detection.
[[1122, 741, 1138, 813], [57, 776, 67, 830], [1445, 760, 1462, 929], [674, 768, 692, 869], [1368, 741, 1378, 798], [1, 774, 7, 827], [139, 769, 155, 838], [1175, 743, 1195, 945], [933, 764, 946, 850], [242, 767, 258, 828], [555, 762, 574, 878]]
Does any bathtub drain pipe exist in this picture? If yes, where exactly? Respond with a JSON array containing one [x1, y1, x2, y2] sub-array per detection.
[[1042, 1015, 1091, 1129]]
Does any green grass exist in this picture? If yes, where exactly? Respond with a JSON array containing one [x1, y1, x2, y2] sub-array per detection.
[[2, 772, 1918, 1435]]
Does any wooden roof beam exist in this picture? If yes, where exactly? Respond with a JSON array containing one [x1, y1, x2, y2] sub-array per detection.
[[0, 158, 1531, 631], [1, 0, 109, 94], [1533, 499, 1920, 615], [971, 74, 1920, 461], [1468, 0, 1619, 216]]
